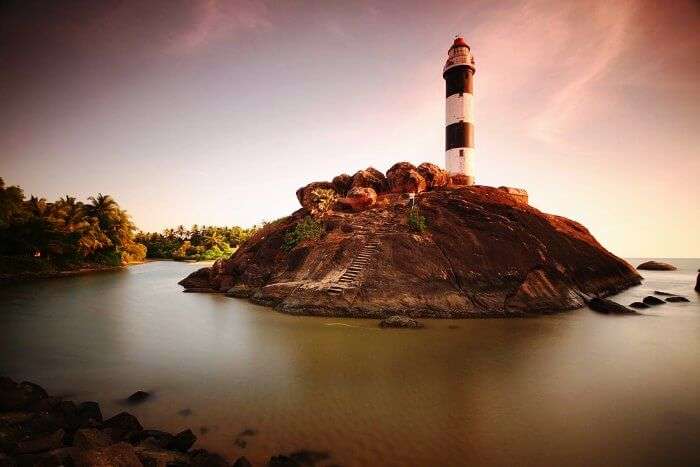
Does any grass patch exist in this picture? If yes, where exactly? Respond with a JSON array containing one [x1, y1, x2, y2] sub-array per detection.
[[408, 208, 427, 233], [282, 216, 324, 251]]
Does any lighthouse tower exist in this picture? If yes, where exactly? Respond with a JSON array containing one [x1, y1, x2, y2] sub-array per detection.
[[443, 37, 476, 184]]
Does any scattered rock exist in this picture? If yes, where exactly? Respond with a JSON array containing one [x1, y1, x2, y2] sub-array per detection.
[[189, 449, 229, 467], [289, 449, 331, 466], [232, 456, 253, 467], [379, 315, 425, 328], [416, 163, 449, 189], [643, 295, 666, 306], [337, 187, 377, 212], [73, 428, 112, 450], [587, 298, 637, 315], [77, 401, 103, 423], [135, 446, 190, 466], [126, 391, 150, 404], [167, 429, 196, 452], [637, 261, 677, 271], [653, 290, 677, 296], [101, 412, 143, 442], [629, 302, 650, 309], [73, 442, 142, 467], [386, 162, 427, 194], [15, 429, 65, 454], [350, 167, 388, 193], [268, 455, 302, 467], [666, 296, 690, 303]]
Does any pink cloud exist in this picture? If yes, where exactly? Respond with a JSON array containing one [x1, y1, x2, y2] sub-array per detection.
[[168, 0, 271, 54]]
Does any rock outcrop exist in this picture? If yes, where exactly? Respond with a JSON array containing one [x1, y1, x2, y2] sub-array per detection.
[[637, 260, 677, 271], [386, 162, 427, 194], [379, 315, 425, 328], [337, 187, 377, 212], [180, 165, 641, 318], [587, 298, 637, 315]]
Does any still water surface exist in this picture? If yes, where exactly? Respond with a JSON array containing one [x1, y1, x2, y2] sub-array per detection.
[[1, 260, 699, 466]]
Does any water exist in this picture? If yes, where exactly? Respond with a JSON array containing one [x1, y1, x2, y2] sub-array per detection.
[[1, 259, 698, 466]]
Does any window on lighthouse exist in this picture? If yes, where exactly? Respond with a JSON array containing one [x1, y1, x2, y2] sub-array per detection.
[[459, 149, 464, 158]]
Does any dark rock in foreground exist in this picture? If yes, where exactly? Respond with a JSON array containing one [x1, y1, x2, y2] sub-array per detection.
[[629, 302, 650, 309], [666, 296, 690, 303], [695, 271, 700, 292], [637, 261, 677, 271], [180, 179, 641, 318], [1, 376, 332, 467], [379, 315, 425, 328], [643, 296, 666, 306], [587, 298, 637, 315]]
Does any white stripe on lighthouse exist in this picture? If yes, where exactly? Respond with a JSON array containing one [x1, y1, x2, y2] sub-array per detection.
[[445, 147, 475, 177], [445, 93, 474, 126]]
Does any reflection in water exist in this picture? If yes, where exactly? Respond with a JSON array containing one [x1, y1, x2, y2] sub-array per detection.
[[1, 260, 699, 466]]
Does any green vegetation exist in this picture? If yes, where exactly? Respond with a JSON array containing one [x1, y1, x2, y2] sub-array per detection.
[[408, 207, 428, 233], [0, 177, 146, 275], [135, 225, 254, 261], [282, 216, 324, 251], [309, 188, 338, 213]]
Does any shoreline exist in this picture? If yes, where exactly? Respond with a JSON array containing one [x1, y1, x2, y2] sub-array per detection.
[[0, 264, 130, 285]]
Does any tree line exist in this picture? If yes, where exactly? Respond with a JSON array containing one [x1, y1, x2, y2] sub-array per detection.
[[134, 225, 255, 261], [0, 177, 146, 273]]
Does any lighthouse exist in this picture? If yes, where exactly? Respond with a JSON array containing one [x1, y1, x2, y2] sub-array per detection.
[[443, 37, 476, 184]]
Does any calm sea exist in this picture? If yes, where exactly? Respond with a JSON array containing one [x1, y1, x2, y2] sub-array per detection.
[[1, 259, 698, 466]]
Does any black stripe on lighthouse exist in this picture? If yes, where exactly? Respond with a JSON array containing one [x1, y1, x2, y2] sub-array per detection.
[[444, 67, 474, 97], [445, 121, 474, 151]]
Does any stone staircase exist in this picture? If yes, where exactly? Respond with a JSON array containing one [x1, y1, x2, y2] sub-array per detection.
[[328, 239, 381, 295]]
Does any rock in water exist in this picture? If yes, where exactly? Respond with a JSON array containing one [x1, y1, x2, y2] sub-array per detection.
[[126, 390, 150, 404], [379, 315, 425, 328], [637, 261, 677, 271], [629, 302, 650, 309], [695, 271, 700, 292], [180, 185, 641, 318], [654, 290, 677, 296], [643, 295, 666, 306], [666, 296, 690, 303], [587, 298, 636, 315]]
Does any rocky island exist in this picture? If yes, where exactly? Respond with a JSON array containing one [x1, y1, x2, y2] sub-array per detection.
[[180, 162, 641, 318]]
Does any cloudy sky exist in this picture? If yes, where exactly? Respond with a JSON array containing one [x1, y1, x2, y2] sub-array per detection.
[[1, 0, 698, 256]]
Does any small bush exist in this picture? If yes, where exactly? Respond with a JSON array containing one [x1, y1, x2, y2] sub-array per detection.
[[309, 188, 338, 213], [408, 208, 427, 233], [282, 216, 324, 251]]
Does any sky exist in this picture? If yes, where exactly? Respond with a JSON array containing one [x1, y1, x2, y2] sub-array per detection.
[[1, 0, 698, 257]]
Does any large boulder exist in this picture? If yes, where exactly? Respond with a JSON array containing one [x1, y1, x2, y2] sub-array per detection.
[[331, 174, 353, 196], [587, 298, 636, 315], [386, 162, 427, 194], [336, 187, 377, 212], [73, 428, 112, 450], [295, 181, 337, 214], [637, 261, 677, 271], [350, 167, 388, 194], [449, 173, 473, 186], [416, 162, 449, 189]]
